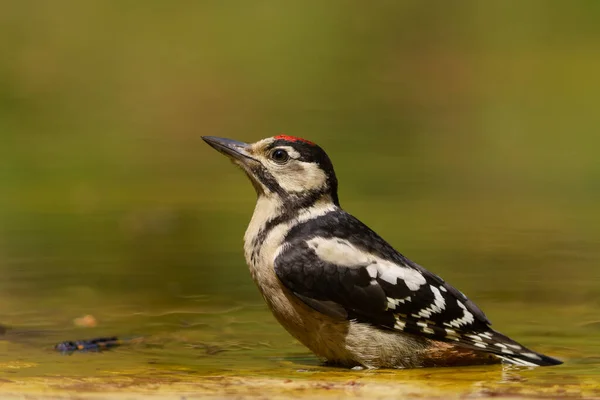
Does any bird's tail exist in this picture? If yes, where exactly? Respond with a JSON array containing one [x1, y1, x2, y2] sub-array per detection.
[[481, 329, 562, 367]]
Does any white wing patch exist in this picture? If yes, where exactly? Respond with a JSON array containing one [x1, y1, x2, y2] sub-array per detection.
[[306, 237, 426, 291], [307, 237, 370, 266]]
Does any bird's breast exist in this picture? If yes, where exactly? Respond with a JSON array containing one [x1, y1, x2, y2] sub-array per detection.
[[244, 219, 291, 289]]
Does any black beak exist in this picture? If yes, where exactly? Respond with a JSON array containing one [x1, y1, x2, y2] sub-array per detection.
[[202, 136, 255, 164]]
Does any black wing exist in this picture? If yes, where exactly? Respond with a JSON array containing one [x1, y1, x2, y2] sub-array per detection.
[[275, 210, 561, 366]]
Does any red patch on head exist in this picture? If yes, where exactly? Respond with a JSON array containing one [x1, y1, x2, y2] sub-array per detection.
[[274, 134, 315, 146]]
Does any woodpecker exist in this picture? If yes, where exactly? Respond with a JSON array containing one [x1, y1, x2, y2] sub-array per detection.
[[202, 135, 562, 369]]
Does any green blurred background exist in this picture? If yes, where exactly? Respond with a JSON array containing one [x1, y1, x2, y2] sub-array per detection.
[[0, 1, 599, 377]]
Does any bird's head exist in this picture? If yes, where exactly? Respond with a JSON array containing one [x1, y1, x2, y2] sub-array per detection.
[[203, 135, 339, 208]]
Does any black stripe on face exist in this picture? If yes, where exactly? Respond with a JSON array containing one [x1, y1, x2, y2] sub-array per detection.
[[247, 164, 286, 197]]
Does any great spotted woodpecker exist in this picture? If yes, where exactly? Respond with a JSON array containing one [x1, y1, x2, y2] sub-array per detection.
[[202, 135, 562, 369]]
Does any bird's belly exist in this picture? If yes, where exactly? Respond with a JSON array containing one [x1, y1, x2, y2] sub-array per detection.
[[242, 245, 353, 362]]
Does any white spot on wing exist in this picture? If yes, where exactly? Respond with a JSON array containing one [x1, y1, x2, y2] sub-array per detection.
[[366, 264, 378, 278], [378, 265, 425, 291], [467, 334, 483, 342], [386, 296, 411, 310], [394, 319, 406, 330], [444, 300, 475, 328], [522, 352, 541, 360], [387, 298, 397, 310], [416, 285, 446, 318], [478, 332, 493, 340]]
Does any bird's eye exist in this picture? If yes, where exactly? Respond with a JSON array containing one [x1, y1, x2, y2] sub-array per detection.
[[270, 149, 289, 164]]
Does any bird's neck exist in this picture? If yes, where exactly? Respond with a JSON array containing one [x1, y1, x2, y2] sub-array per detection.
[[243, 193, 338, 272]]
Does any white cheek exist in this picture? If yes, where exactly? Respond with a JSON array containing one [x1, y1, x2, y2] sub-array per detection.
[[276, 162, 328, 193]]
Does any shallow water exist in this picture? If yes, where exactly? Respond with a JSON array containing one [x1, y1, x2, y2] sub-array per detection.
[[0, 296, 598, 398], [1, 201, 599, 398]]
